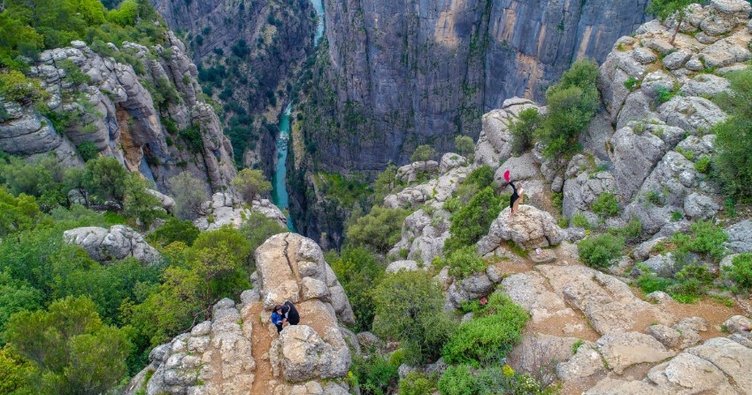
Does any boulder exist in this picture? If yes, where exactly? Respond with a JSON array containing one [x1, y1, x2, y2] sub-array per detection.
[[269, 325, 350, 383], [722, 315, 752, 334], [474, 98, 540, 167], [395, 160, 439, 184], [63, 225, 160, 264], [386, 260, 421, 273], [726, 220, 752, 253], [687, 337, 752, 393], [596, 332, 676, 374], [146, 188, 176, 213], [439, 153, 467, 173], [194, 192, 286, 231], [556, 343, 606, 381], [646, 352, 733, 394], [477, 205, 564, 254]]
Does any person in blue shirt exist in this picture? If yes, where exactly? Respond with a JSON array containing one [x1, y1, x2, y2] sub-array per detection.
[[271, 301, 300, 333]]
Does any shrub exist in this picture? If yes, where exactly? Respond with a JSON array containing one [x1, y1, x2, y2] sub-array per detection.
[[454, 135, 475, 161], [436, 246, 487, 279], [444, 187, 502, 253], [148, 217, 200, 247], [168, 171, 209, 220], [0, 187, 44, 236], [537, 60, 600, 159], [723, 253, 752, 293], [608, 218, 643, 243], [578, 234, 624, 268], [239, 212, 287, 256], [122, 174, 163, 229], [438, 365, 477, 395], [371, 271, 456, 365], [178, 124, 204, 153], [59, 59, 91, 86], [411, 145, 435, 163], [82, 156, 128, 204], [694, 155, 711, 174], [442, 293, 528, 365], [232, 169, 272, 204], [399, 371, 435, 395], [76, 141, 99, 162], [713, 68, 752, 202], [668, 264, 714, 300], [0, 70, 48, 104], [571, 213, 591, 229], [329, 247, 384, 332], [346, 206, 409, 254], [509, 108, 541, 155], [655, 86, 676, 104], [671, 220, 728, 261], [623, 76, 640, 91], [591, 192, 619, 218], [351, 353, 399, 395]]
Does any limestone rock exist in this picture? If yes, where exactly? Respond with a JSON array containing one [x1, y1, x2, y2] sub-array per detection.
[[439, 153, 467, 173], [687, 337, 752, 393], [596, 332, 675, 374], [269, 325, 350, 383], [722, 315, 752, 334], [556, 343, 606, 381], [726, 220, 752, 253], [477, 205, 564, 254], [63, 225, 160, 264], [395, 160, 439, 184], [194, 192, 286, 231], [386, 260, 421, 273], [474, 98, 540, 167]]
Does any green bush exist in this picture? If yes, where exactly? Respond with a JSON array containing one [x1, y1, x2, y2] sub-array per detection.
[[537, 60, 600, 159], [591, 192, 619, 218], [168, 171, 209, 220], [148, 217, 201, 247], [411, 145, 436, 163], [82, 156, 128, 204], [0, 70, 48, 104], [509, 108, 541, 155], [671, 221, 728, 261], [122, 174, 164, 229], [346, 206, 410, 254], [231, 168, 272, 204], [668, 264, 714, 301], [239, 212, 287, 256], [723, 253, 752, 292], [608, 218, 643, 244], [0, 187, 44, 237], [655, 86, 677, 104], [623, 76, 640, 91], [76, 141, 99, 162], [330, 247, 384, 332], [571, 213, 591, 229], [694, 155, 711, 174], [713, 68, 752, 202], [438, 365, 477, 395], [436, 246, 488, 279], [444, 187, 502, 253], [578, 234, 624, 268], [371, 271, 457, 365], [399, 371, 435, 395], [442, 293, 528, 365], [352, 353, 399, 395], [454, 135, 475, 162]]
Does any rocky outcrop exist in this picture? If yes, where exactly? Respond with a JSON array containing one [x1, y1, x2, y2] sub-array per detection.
[[0, 35, 236, 194], [63, 225, 161, 265], [128, 233, 354, 394], [474, 98, 542, 167], [149, 0, 315, 170], [193, 192, 287, 231], [477, 205, 564, 254]]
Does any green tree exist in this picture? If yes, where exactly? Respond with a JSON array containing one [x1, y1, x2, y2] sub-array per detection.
[[648, 0, 699, 44], [82, 156, 128, 204], [148, 217, 201, 247], [411, 145, 436, 163], [444, 187, 502, 253], [0, 347, 35, 394], [168, 171, 210, 220], [714, 68, 752, 202], [0, 187, 44, 237], [509, 108, 541, 155], [232, 168, 272, 204], [454, 135, 475, 161], [371, 271, 456, 365], [122, 174, 163, 229], [578, 234, 624, 269], [0, 70, 48, 104], [346, 206, 410, 253], [330, 247, 384, 332], [0, 272, 43, 339], [4, 296, 131, 395], [537, 60, 600, 159]]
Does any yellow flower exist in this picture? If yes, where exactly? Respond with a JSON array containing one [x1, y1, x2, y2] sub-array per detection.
[[502, 364, 515, 377]]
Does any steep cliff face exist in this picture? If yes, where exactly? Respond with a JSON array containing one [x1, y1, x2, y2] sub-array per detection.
[[302, 0, 649, 173], [0, 33, 236, 193], [149, 0, 316, 173]]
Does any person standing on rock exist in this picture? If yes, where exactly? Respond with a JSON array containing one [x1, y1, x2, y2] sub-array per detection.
[[271, 301, 300, 333], [503, 170, 524, 217]]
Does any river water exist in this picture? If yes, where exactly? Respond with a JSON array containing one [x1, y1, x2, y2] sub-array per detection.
[[270, 0, 325, 231]]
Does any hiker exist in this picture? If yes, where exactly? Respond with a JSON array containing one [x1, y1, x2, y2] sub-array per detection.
[[503, 170, 524, 217], [271, 301, 300, 333]]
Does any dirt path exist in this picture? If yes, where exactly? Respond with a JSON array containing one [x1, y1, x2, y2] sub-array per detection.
[[246, 302, 275, 394]]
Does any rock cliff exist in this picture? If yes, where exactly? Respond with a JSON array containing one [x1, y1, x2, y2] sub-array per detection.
[[0, 34, 236, 193], [298, 0, 650, 174], [149, 0, 316, 172]]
